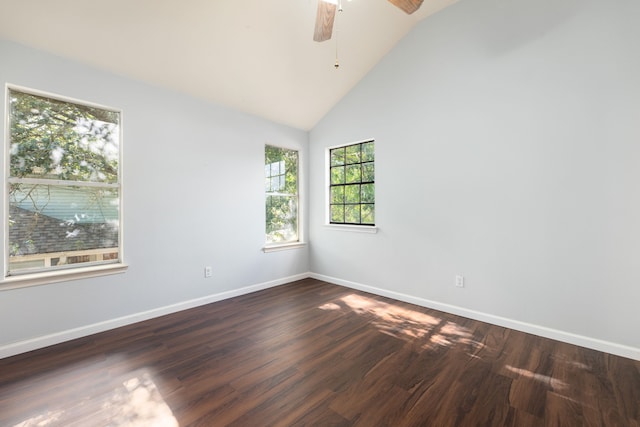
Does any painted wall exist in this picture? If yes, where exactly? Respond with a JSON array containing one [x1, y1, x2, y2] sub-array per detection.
[[2, 0, 639, 360], [309, 0, 640, 353], [0, 40, 309, 351]]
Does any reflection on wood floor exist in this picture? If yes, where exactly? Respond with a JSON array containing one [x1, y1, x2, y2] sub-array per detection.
[[1, 278, 638, 426]]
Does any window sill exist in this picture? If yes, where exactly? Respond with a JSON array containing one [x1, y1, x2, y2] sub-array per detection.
[[262, 242, 307, 253], [324, 224, 378, 234], [0, 263, 129, 291]]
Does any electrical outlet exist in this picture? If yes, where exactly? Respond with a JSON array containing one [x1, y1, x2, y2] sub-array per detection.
[[455, 275, 464, 288], [204, 266, 212, 278]]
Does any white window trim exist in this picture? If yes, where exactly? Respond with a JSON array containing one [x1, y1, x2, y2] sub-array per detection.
[[3, 84, 125, 286], [0, 263, 128, 291], [323, 224, 378, 233], [262, 241, 307, 253], [325, 138, 377, 230]]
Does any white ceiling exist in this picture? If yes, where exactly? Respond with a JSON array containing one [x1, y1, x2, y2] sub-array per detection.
[[0, 0, 458, 130]]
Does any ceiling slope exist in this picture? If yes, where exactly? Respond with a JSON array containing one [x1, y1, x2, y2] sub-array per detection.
[[0, 0, 458, 130]]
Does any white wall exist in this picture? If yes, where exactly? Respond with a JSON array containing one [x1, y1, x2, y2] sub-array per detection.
[[0, 40, 309, 354], [2, 0, 639, 361], [309, 0, 640, 357]]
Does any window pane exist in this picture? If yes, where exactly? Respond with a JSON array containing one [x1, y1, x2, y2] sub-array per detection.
[[265, 146, 297, 195], [331, 147, 345, 166], [331, 166, 345, 185], [345, 205, 361, 224], [361, 204, 375, 224], [345, 185, 360, 204], [362, 162, 375, 182], [9, 90, 119, 184], [345, 144, 361, 165], [331, 186, 344, 204], [362, 142, 374, 162], [361, 183, 375, 203], [284, 157, 297, 194], [270, 176, 279, 192], [9, 183, 119, 273], [331, 205, 344, 223], [345, 164, 361, 184], [265, 195, 298, 243]]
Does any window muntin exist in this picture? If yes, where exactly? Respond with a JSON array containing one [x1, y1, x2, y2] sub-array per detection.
[[329, 140, 374, 225], [265, 145, 298, 244], [5, 87, 122, 276]]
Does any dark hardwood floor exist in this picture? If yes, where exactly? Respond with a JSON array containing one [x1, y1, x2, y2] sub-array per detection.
[[1, 278, 638, 426]]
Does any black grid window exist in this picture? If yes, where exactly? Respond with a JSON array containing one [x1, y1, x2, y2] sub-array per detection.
[[329, 141, 374, 225]]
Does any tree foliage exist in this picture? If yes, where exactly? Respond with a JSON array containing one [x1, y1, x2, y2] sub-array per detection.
[[7, 89, 121, 271], [329, 141, 375, 225], [265, 145, 298, 243], [9, 89, 119, 183]]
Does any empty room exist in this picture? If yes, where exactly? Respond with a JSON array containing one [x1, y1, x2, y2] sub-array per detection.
[[0, 0, 638, 425]]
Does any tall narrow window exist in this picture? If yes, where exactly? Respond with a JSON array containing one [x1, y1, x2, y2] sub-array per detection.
[[265, 145, 298, 244], [329, 140, 375, 225], [5, 87, 122, 277]]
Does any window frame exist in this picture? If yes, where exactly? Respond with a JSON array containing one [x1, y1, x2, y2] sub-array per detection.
[[326, 139, 377, 232], [263, 143, 304, 252], [2, 84, 126, 289]]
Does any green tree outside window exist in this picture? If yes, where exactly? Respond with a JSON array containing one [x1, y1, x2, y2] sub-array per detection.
[[6, 87, 122, 275], [329, 141, 374, 225], [265, 145, 298, 244]]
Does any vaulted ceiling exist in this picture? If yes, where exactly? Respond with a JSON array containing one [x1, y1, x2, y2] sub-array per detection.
[[0, 0, 458, 130]]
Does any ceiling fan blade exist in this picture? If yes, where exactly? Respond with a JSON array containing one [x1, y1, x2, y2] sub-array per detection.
[[313, 0, 337, 42], [387, 0, 424, 14]]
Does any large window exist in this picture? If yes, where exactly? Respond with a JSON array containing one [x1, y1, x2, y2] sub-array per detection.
[[329, 140, 375, 225], [5, 86, 122, 277], [265, 145, 298, 244]]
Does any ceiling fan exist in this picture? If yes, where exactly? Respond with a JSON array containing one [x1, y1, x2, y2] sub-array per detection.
[[313, 0, 424, 42]]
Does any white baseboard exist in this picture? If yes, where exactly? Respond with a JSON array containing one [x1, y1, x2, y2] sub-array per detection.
[[0, 272, 311, 359], [4, 272, 638, 361], [310, 273, 640, 361]]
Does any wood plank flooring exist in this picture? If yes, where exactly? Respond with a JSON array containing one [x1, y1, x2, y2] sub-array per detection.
[[1, 278, 638, 426]]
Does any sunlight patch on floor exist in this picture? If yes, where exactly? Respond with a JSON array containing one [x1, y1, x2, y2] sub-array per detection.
[[319, 302, 342, 311], [321, 293, 484, 351], [14, 371, 178, 427], [13, 410, 65, 427], [506, 365, 568, 390]]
